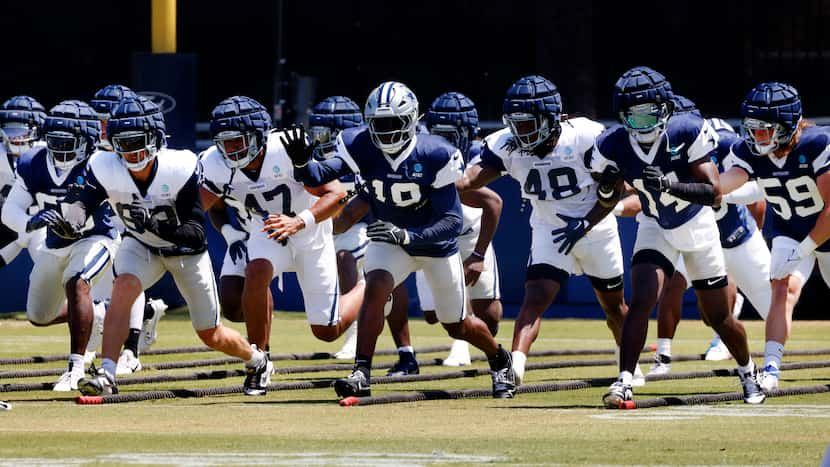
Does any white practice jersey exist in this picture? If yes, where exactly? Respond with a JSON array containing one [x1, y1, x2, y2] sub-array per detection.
[[201, 130, 322, 241], [0, 141, 44, 204], [85, 148, 200, 249], [479, 117, 605, 227]]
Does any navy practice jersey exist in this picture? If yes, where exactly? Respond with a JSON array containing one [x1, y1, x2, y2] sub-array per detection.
[[297, 128, 464, 257], [710, 127, 757, 249], [724, 125, 830, 250], [14, 147, 116, 249], [591, 113, 719, 229]]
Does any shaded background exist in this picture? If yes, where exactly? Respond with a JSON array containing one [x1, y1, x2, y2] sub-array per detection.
[[0, 0, 828, 318]]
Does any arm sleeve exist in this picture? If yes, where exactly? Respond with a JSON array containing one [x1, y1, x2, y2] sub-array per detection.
[[723, 180, 765, 205], [1, 179, 34, 233], [665, 181, 716, 206], [405, 183, 463, 247], [155, 170, 206, 249], [477, 143, 507, 173], [293, 156, 353, 187]]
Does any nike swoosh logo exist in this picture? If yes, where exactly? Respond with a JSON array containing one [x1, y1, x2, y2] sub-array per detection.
[[607, 281, 623, 289], [706, 278, 722, 286]]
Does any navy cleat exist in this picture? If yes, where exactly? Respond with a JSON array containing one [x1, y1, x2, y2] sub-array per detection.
[[334, 368, 371, 398], [491, 348, 516, 399], [386, 351, 420, 376]]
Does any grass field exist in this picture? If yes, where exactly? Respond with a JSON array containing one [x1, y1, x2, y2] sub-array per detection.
[[1, 311, 829, 466]]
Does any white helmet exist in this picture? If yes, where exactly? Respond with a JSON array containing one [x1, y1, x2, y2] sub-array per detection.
[[364, 81, 418, 155]]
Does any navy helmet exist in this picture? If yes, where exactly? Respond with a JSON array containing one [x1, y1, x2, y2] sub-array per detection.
[[43, 100, 101, 170], [502, 75, 561, 151], [613, 66, 674, 144], [90, 84, 138, 118], [210, 96, 272, 169], [0, 95, 47, 155], [425, 92, 479, 155], [308, 96, 363, 158], [740, 82, 802, 155], [672, 95, 701, 118], [108, 95, 166, 171]]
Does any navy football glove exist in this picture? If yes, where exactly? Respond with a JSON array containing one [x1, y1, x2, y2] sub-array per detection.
[[597, 165, 622, 201], [550, 213, 589, 255], [279, 125, 318, 168], [126, 205, 161, 234], [642, 165, 671, 192], [367, 221, 410, 245], [27, 209, 79, 239]]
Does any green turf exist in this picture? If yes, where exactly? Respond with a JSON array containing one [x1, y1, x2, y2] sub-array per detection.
[[1, 312, 829, 466]]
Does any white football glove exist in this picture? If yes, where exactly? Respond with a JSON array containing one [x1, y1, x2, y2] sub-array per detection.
[[771, 237, 817, 280], [60, 201, 88, 230]]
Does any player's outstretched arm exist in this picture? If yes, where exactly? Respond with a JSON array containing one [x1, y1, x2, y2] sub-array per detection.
[[459, 186, 502, 286], [1, 180, 36, 234], [719, 166, 751, 196], [264, 180, 346, 242], [405, 183, 463, 247], [456, 161, 502, 192], [642, 159, 721, 206]]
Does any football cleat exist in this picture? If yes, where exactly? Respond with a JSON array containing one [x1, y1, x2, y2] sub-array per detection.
[[704, 336, 732, 361], [139, 299, 167, 352], [386, 351, 419, 377], [603, 379, 633, 409], [78, 368, 118, 396], [53, 370, 84, 392], [648, 354, 672, 376], [243, 349, 273, 396], [334, 368, 371, 398], [632, 363, 646, 387], [333, 321, 357, 360], [491, 350, 516, 399], [442, 340, 471, 367], [739, 366, 766, 404], [760, 365, 780, 392], [115, 349, 142, 375]]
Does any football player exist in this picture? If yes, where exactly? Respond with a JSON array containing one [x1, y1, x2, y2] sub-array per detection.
[[645, 96, 771, 375], [286, 81, 516, 399], [201, 96, 365, 395], [61, 96, 266, 396], [89, 84, 168, 374], [720, 82, 830, 391], [383, 91, 504, 373], [458, 75, 638, 386], [2, 100, 116, 391], [586, 66, 763, 407], [0, 96, 47, 267]]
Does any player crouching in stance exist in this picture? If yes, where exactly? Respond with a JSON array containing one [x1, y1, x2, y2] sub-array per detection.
[[458, 76, 638, 386], [201, 96, 364, 395], [590, 67, 763, 407], [2, 100, 116, 391], [721, 83, 830, 391], [62, 96, 265, 395], [288, 81, 516, 399]]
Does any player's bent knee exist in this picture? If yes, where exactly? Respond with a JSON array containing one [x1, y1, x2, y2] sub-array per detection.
[[113, 274, 142, 292], [64, 275, 91, 299], [221, 304, 245, 323], [310, 324, 339, 342], [632, 250, 675, 277], [442, 321, 465, 340], [245, 259, 273, 284], [195, 326, 222, 348], [691, 275, 728, 291], [423, 310, 439, 324]]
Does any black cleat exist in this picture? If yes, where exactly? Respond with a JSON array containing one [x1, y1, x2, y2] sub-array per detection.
[[491, 350, 516, 399], [334, 368, 371, 398], [386, 351, 420, 376], [243, 351, 273, 396], [78, 368, 119, 396]]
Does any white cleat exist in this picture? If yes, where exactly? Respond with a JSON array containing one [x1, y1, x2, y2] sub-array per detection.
[[760, 365, 780, 392], [704, 336, 732, 361], [334, 321, 357, 360], [647, 354, 672, 377], [115, 349, 142, 375], [442, 340, 471, 367], [138, 299, 167, 352], [53, 370, 84, 392], [632, 363, 646, 387]]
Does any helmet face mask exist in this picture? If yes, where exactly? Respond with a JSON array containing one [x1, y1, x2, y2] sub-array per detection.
[[214, 130, 259, 169], [308, 95, 363, 159], [112, 130, 157, 172], [621, 102, 671, 144], [425, 91, 479, 155], [1, 122, 38, 155], [743, 118, 788, 155], [428, 123, 469, 154], [46, 130, 86, 170], [309, 125, 337, 158], [503, 112, 552, 150], [365, 82, 419, 156]]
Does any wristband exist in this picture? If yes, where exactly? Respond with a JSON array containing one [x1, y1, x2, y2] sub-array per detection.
[[612, 201, 625, 217], [297, 209, 316, 229], [797, 236, 818, 257], [470, 250, 486, 260]]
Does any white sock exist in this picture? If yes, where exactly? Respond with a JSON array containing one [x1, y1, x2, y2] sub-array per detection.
[[764, 340, 784, 370], [398, 346, 414, 354], [737, 359, 755, 375], [102, 358, 117, 380], [511, 351, 527, 371], [128, 291, 146, 330], [68, 353, 85, 374], [93, 300, 107, 321], [732, 293, 744, 319], [245, 346, 265, 368], [619, 371, 633, 386], [656, 338, 672, 357]]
